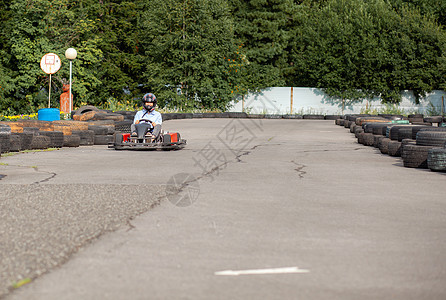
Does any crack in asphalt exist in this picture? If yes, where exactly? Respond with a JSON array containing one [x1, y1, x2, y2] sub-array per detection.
[[296, 147, 363, 153], [0, 163, 57, 184], [166, 144, 263, 205], [196, 143, 262, 180], [291, 161, 307, 179], [32, 171, 57, 184]]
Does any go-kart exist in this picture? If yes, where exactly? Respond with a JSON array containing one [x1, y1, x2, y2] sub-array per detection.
[[108, 120, 186, 150]]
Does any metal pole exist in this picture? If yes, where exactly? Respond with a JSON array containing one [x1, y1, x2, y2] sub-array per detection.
[[290, 87, 294, 114], [242, 95, 245, 112], [48, 74, 51, 108], [442, 95, 444, 118], [69, 60, 73, 115], [442, 96, 444, 125]]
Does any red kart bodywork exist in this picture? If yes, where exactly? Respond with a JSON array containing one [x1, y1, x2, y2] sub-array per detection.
[[109, 132, 186, 150]]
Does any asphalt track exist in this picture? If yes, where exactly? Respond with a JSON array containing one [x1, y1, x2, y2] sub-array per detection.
[[1, 119, 445, 300]]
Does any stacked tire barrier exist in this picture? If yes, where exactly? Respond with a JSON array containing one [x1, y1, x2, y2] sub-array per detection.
[[0, 105, 344, 157], [0, 107, 122, 155], [335, 114, 446, 172]]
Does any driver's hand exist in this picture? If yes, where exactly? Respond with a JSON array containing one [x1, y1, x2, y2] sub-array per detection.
[[135, 120, 140, 124], [151, 121, 156, 126]]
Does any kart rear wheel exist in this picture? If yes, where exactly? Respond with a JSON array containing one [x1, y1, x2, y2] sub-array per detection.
[[114, 132, 124, 144]]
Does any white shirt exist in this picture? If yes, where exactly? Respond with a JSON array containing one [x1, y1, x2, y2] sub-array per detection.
[[133, 109, 162, 125]]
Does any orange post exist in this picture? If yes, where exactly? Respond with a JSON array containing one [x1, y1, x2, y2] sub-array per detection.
[[60, 84, 73, 114]]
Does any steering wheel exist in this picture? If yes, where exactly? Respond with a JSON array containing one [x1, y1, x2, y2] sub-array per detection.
[[138, 119, 154, 127]]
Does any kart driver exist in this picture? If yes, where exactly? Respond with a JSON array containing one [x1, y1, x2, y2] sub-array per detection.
[[131, 93, 163, 138]]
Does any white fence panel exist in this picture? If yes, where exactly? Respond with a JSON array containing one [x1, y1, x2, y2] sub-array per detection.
[[229, 87, 446, 115]]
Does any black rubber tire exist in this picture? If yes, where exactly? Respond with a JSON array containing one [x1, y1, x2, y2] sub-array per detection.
[[282, 114, 302, 119], [163, 134, 172, 145], [354, 127, 364, 138], [424, 116, 443, 123], [63, 135, 81, 147], [0, 124, 11, 134], [408, 114, 424, 119], [202, 113, 216, 118], [412, 126, 432, 139], [114, 132, 124, 144], [23, 127, 40, 135], [357, 132, 366, 145], [374, 135, 385, 148], [363, 123, 385, 133], [388, 140, 402, 157], [303, 115, 324, 119], [17, 132, 34, 150], [72, 130, 95, 146], [397, 128, 413, 142], [9, 134, 21, 152], [39, 131, 64, 148], [192, 113, 203, 119], [369, 122, 390, 132], [215, 112, 229, 118], [30, 135, 50, 150], [402, 144, 437, 168], [114, 120, 133, 133], [420, 127, 446, 132], [408, 114, 424, 125], [379, 137, 391, 154], [247, 114, 265, 119], [350, 123, 357, 133], [0, 133, 11, 153], [362, 123, 373, 133], [346, 114, 369, 122], [325, 115, 341, 120], [372, 124, 388, 136], [73, 105, 101, 116], [161, 113, 175, 121], [416, 131, 446, 147], [88, 125, 109, 135], [94, 135, 114, 145], [171, 113, 184, 119], [362, 133, 375, 146], [389, 125, 411, 140], [427, 148, 446, 171], [264, 114, 282, 119], [87, 122, 115, 135], [401, 139, 417, 147]]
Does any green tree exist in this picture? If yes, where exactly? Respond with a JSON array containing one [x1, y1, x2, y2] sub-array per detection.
[[389, 0, 446, 27], [0, 0, 144, 113], [289, 0, 446, 104], [0, 0, 14, 111], [76, 0, 145, 105], [0, 0, 104, 113], [139, 0, 240, 110], [230, 0, 298, 91]]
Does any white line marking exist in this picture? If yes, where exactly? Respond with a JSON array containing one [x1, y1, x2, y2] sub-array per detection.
[[215, 266, 309, 276]]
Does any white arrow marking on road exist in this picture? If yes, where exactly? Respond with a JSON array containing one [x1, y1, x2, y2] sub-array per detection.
[[215, 266, 309, 276]]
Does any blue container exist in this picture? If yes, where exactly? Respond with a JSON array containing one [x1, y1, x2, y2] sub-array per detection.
[[38, 108, 60, 121]]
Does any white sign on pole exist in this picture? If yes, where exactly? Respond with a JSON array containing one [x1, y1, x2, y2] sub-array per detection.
[[40, 53, 61, 108], [40, 53, 61, 75]]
